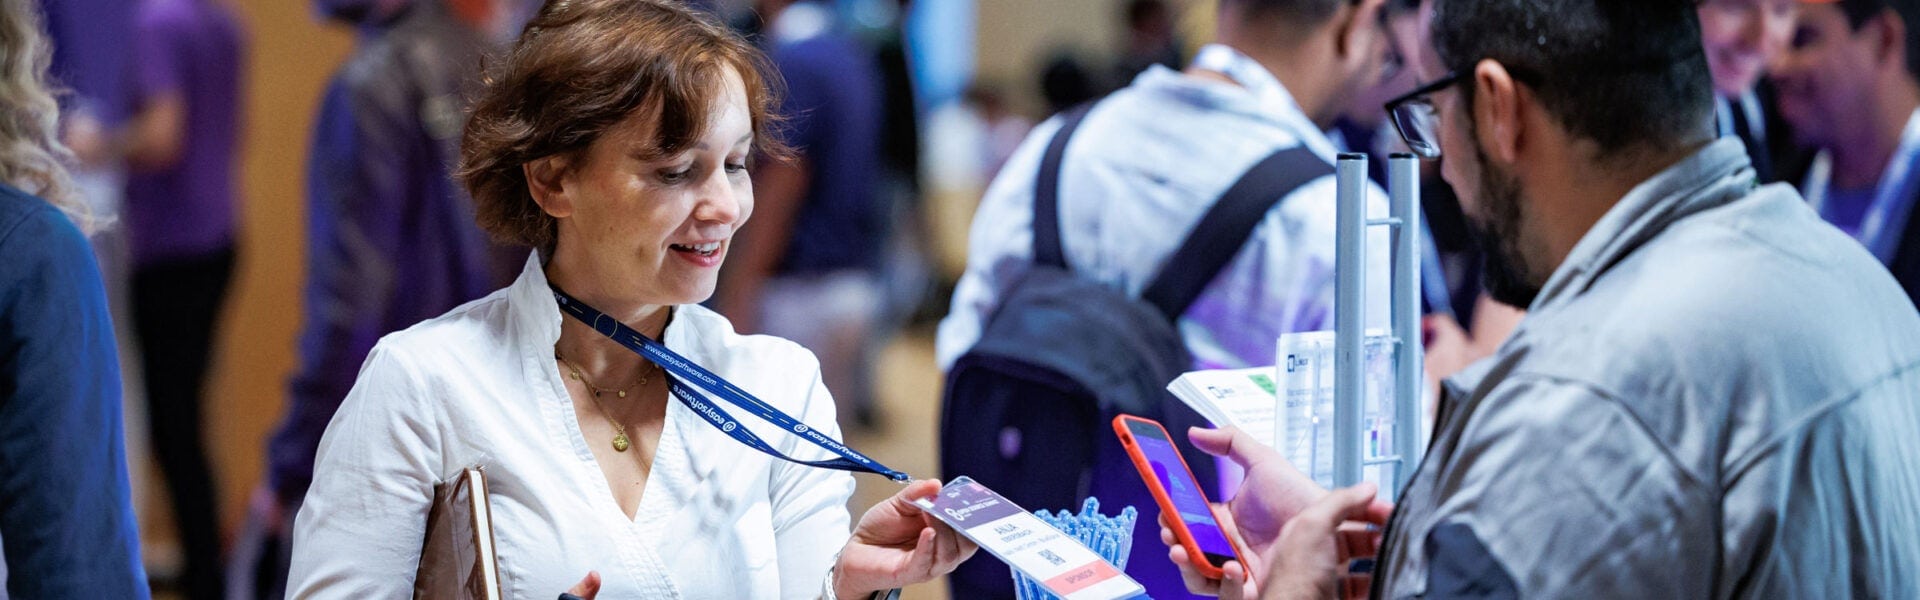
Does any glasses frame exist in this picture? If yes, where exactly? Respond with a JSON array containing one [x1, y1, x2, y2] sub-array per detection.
[[1382, 71, 1463, 159]]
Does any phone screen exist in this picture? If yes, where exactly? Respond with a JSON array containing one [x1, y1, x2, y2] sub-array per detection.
[[1127, 420, 1237, 561]]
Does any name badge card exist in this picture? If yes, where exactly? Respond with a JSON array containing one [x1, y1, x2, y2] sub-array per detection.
[[916, 477, 1144, 600]]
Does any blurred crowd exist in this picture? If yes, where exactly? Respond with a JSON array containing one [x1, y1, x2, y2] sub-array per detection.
[[4, 0, 1919, 597]]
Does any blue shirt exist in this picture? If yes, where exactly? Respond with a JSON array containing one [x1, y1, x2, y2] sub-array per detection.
[[766, 2, 884, 274], [0, 185, 148, 598]]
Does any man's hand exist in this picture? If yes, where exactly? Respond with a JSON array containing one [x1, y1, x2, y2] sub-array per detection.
[[1164, 427, 1392, 597], [1192, 426, 1331, 559], [1263, 483, 1390, 600], [1163, 510, 1260, 599], [833, 479, 978, 598]]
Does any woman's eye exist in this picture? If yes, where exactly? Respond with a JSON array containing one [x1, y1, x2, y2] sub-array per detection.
[[659, 168, 693, 183], [725, 162, 749, 175]]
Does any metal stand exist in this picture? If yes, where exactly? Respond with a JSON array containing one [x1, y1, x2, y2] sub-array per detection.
[[1331, 153, 1425, 493]]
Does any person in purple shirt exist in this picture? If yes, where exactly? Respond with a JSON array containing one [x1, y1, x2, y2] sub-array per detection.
[[232, 1, 519, 596], [116, 0, 246, 597], [40, 0, 136, 152]]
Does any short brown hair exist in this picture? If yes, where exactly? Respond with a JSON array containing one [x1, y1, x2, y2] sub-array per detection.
[[459, 0, 785, 250]]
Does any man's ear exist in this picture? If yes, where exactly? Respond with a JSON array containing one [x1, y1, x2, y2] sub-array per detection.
[[1873, 9, 1909, 75], [1471, 58, 1523, 166], [524, 154, 574, 219], [1336, 0, 1390, 69]]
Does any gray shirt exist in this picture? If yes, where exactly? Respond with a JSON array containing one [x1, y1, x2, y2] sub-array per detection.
[[1377, 139, 1920, 598]]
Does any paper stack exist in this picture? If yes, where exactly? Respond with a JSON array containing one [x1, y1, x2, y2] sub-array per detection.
[[1167, 330, 1402, 490], [1165, 367, 1282, 448]]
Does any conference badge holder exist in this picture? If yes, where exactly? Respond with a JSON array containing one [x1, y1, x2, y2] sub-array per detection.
[[916, 477, 1145, 600]]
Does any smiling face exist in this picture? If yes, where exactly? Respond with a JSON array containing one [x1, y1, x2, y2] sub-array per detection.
[[1698, 0, 1800, 96], [541, 66, 756, 307]]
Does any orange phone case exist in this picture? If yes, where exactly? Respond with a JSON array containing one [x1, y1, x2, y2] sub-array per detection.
[[1112, 414, 1249, 581]]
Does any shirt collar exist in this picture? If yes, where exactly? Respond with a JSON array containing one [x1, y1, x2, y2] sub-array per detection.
[[1531, 138, 1756, 313], [504, 251, 694, 354], [506, 251, 562, 346], [1184, 43, 1339, 160]]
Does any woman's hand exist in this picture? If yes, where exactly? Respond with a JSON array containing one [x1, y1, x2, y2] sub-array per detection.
[[559, 571, 600, 600], [832, 479, 978, 598]]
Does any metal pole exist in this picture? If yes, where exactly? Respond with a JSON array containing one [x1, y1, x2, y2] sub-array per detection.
[[1333, 153, 1367, 488], [1388, 153, 1424, 493]]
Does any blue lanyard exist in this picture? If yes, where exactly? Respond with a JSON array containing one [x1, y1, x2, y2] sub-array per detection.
[[1809, 109, 1920, 265], [551, 287, 911, 482]]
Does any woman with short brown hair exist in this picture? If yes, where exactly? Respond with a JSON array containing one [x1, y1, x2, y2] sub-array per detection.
[[287, 1, 971, 597]]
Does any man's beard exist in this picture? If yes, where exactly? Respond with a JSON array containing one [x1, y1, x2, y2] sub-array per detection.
[[1467, 144, 1544, 309]]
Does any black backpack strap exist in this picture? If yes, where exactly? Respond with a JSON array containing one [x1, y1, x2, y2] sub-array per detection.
[[1032, 103, 1099, 269], [1141, 146, 1333, 319]]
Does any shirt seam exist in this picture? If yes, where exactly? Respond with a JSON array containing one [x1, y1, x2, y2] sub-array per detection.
[[1481, 371, 1710, 492], [1721, 355, 1920, 483]]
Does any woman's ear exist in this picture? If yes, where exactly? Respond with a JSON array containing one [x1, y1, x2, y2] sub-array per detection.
[[524, 154, 574, 219]]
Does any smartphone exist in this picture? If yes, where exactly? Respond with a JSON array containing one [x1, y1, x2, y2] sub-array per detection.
[[1113, 414, 1249, 580]]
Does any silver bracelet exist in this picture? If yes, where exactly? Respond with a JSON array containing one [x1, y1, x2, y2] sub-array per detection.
[[821, 562, 901, 600]]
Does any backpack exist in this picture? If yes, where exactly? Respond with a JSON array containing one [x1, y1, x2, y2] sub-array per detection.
[[940, 102, 1333, 599]]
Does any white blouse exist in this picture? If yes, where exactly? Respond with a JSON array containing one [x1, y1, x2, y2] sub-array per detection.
[[288, 254, 856, 599]]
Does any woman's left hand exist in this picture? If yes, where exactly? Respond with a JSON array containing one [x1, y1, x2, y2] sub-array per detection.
[[832, 479, 978, 598]]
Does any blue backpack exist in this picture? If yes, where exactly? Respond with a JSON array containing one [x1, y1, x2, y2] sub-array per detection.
[[941, 102, 1332, 598]]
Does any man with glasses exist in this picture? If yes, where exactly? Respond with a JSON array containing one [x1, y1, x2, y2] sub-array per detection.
[[1164, 0, 1920, 597]]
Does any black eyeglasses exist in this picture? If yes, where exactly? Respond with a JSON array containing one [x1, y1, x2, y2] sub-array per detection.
[[1382, 71, 1462, 159]]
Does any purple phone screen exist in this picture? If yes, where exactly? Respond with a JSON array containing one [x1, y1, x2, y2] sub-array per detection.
[[1135, 431, 1236, 558]]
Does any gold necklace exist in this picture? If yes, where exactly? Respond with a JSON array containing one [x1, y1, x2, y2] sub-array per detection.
[[555, 350, 656, 452]]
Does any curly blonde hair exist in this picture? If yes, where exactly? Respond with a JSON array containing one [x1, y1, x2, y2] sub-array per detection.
[[0, 0, 87, 231]]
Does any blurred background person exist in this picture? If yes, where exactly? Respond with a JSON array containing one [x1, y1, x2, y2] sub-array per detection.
[[103, 0, 250, 595], [0, 0, 148, 595], [1772, 0, 1920, 308], [721, 0, 888, 428], [965, 83, 1033, 179], [869, 0, 940, 328], [937, 0, 1398, 595], [1699, 0, 1811, 184], [42, 0, 133, 163], [1038, 49, 1108, 115], [1343, 0, 1524, 390], [1114, 0, 1185, 84], [237, 0, 521, 597], [1331, 0, 1518, 393], [42, 0, 135, 231]]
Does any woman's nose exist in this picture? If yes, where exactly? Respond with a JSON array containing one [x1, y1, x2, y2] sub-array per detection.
[[694, 168, 742, 224]]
